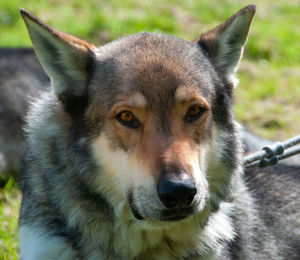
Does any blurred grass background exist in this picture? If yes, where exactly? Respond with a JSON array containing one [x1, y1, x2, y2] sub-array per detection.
[[0, 0, 299, 258]]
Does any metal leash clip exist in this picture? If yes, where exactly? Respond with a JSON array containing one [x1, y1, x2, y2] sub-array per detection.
[[244, 135, 300, 169], [259, 142, 284, 167]]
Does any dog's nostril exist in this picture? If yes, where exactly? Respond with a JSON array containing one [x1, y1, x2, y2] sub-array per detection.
[[161, 195, 178, 209], [157, 174, 197, 209]]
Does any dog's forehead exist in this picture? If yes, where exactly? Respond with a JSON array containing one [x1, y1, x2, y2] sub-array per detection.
[[93, 32, 216, 109]]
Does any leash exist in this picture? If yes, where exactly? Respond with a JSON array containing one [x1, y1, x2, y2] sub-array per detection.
[[244, 135, 300, 169]]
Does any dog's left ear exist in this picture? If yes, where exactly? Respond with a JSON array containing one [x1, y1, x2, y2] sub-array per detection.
[[20, 8, 95, 98], [194, 5, 256, 84]]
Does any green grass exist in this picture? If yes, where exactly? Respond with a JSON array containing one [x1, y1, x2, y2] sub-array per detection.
[[1, 0, 300, 67], [0, 0, 299, 258], [0, 179, 20, 259]]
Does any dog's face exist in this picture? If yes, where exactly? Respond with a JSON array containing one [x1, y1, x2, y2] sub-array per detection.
[[89, 35, 215, 221], [21, 6, 255, 222]]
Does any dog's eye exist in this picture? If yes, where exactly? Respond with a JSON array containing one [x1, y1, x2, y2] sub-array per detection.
[[120, 111, 133, 122], [116, 111, 140, 129], [185, 105, 206, 122]]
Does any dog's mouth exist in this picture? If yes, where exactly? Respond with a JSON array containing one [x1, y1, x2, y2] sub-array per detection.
[[128, 193, 144, 220], [128, 193, 194, 221], [130, 203, 145, 220], [160, 207, 194, 221]]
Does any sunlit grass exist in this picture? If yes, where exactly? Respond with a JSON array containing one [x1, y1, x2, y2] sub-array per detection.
[[0, 179, 20, 259]]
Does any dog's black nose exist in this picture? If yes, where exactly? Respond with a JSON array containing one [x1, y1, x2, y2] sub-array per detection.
[[157, 173, 197, 209]]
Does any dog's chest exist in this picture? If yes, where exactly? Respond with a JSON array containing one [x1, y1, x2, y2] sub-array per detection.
[[76, 202, 236, 259], [79, 217, 205, 259]]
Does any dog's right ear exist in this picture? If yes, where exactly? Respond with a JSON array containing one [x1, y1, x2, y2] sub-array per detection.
[[20, 9, 95, 98]]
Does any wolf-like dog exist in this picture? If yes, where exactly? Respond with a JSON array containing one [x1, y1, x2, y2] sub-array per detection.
[[19, 5, 300, 259]]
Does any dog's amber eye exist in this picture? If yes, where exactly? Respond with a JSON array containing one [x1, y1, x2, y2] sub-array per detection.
[[185, 105, 206, 122], [120, 111, 133, 122], [116, 111, 140, 129]]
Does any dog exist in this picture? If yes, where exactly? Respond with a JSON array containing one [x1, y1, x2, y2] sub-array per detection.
[[19, 5, 300, 259]]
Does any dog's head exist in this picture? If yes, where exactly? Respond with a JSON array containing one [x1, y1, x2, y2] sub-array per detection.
[[21, 6, 255, 222]]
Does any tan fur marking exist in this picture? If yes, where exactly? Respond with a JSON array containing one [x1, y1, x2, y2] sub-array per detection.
[[111, 93, 147, 112], [107, 93, 148, 151], [175, 87, 210, 110], [106, 88, 210, 181]]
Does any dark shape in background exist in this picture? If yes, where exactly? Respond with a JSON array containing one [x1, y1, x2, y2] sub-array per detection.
[[0, 48, 49, 183]]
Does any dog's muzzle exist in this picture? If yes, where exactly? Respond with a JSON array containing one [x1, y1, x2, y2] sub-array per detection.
[[129, 172, 197, 221]]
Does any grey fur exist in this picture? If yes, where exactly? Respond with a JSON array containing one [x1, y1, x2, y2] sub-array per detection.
[[19, 5, 299, 260]]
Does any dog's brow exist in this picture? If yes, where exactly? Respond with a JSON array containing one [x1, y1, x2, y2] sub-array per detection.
[[175, 87, 209, 108], [117, 92, 147, 108], [175, 87, 195, 103]]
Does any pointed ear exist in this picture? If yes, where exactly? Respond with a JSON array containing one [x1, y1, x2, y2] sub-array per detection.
[[20, 8, 96, 97], [194, 5, 256, 84]]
